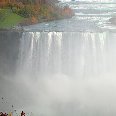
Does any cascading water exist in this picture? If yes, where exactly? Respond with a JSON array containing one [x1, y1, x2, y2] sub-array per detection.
[[18, 32, 114, 78], [15, 31, 116, 116], [18, 32, 62, 76]]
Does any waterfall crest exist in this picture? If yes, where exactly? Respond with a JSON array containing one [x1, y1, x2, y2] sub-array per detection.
[[18, 31, 115, 78]]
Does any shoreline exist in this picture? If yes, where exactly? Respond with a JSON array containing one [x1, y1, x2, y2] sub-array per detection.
[[0, 15, 74, 31], [0, 13, 74, 30], [0, 2, 74, 30]]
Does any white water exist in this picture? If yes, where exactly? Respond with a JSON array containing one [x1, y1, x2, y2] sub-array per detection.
[[18, 32, 114, 77], [15, 1, 116, 115], [13, 31, 116, 116], [24, 0, 116, 32]]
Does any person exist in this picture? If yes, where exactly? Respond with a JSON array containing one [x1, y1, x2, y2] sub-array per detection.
[[4, 113, 7, 116], [8, 112, 12, 116], [0, 112, 3, 116], [0, 112, 7, 116], [21, 111, 25, 116]]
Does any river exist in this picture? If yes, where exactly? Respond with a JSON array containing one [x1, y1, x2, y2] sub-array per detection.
[[0, 1, 116, 116]]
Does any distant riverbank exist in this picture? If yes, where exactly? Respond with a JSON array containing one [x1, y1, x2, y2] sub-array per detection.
[[0, 3, 74, 29]]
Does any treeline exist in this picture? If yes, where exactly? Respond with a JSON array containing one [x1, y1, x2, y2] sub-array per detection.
[[2, 0, 74, 25]]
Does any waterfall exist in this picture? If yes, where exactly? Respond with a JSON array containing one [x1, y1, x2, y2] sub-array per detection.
[[13, 31, 116, 116], [1, 31, 116, 116], [18, 31, 114, 78], [1, 0, 116, 115]]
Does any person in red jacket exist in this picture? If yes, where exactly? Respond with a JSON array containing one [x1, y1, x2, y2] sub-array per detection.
[[0, 112, 3, 116], [0, 112, 7, 116], [21, 111, 25, 116], [4, 113, 7, 116]]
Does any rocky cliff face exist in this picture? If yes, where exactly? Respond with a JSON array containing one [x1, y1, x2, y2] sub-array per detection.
[[0, 31, 22, 77]]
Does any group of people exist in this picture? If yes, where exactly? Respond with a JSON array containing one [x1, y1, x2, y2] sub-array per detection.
[[0, 111, 25, 116], [0, 112, 8, 116]]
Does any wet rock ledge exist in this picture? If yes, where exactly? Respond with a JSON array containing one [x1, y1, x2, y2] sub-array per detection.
[[0, 31, 22, 77]]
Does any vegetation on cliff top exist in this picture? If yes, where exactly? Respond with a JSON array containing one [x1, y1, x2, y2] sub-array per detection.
[[0, 9, 24, 28], [0, 0, 74, 28]]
